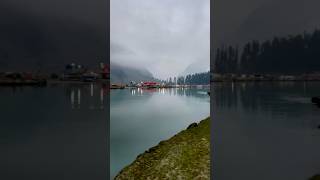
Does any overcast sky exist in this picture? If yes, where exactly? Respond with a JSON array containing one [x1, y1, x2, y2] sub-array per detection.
[[213, 0, 320, 46], [0, 0, 107, 71], [111, 0, 210, 79]]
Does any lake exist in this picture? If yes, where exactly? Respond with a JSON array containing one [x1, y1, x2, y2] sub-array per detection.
[[110, 87, 210, 178], [2, 81, 318, 179], [212, 82, 320, 180], [0, 83, 108, 180]]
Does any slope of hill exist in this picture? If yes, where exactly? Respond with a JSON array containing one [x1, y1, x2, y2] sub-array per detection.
[[180, 60, 210, 77], [110, 63, 154, 84]]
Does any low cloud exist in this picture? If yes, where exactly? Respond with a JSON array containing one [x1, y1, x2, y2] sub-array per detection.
[[111, 0, 210, 79]]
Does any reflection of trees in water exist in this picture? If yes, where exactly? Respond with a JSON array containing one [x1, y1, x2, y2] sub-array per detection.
[[212, 82, 239, 109], [213, 82, 320, 124], [211, 82, 320, 129], [176, 88, 209, 99], [112, 88, 209, 107]]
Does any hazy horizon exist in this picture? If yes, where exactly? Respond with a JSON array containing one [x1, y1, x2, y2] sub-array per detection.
[[110, 0, 210, 79]]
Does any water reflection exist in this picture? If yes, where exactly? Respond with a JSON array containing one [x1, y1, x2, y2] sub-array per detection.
[[212, 82, 320, 180], [65, 83, 108, 110], [111, 87, 210, 178], [213, 82, 320, 122], [127, 87, 209, 98], [0, 83, 109, 179]]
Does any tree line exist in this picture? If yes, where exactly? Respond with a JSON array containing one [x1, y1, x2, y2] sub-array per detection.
[[214, 29, 320, 74], [159, 71, 210, 85]]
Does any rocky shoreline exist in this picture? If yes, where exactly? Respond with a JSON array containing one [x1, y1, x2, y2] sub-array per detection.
[[115, 117, 210, 180]]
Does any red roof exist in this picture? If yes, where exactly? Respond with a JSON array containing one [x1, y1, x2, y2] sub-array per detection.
[[143, 82, 158, 85]]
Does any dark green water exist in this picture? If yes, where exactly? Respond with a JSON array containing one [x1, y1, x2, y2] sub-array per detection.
[[0, 83, 108, 180], [3, 82, 317, 179], [110, 87, 210, 178], [212, 82, 320, 180]]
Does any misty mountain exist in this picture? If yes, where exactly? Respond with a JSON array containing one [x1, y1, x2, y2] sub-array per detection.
[[110, 62, 154, 84], [0, 1, 106, 72], [180, 60, 210, 76]]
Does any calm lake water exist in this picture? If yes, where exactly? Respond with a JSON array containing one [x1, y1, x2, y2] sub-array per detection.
[[110, 87, 210, 178], [2, 82, 318, 179], [0, 83, 109, 180], [212, 82, 320, 180]]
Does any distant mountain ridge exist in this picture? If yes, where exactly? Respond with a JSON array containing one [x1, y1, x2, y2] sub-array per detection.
[[180, 60, 209, 77], [110, 62, 154, 84]]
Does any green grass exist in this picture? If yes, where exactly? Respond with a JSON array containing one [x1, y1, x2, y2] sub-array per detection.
[[115, 117, 211, 180]]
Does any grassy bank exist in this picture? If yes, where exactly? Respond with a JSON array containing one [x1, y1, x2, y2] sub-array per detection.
[[115, 117, 210, 180]]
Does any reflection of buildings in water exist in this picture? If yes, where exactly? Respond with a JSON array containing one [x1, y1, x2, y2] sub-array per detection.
[[70, 88, 81, 109], [132, 88, 146, 95], [131, 87, 165, 96], [231, 81, 234, 93], [161, 88, 165, 94], [129, 87, 209, 99], [101, 84, 108, 95], [70, 89, 74, 107], [78, 89, 81, 105], [130, 88, 157, 96], [130, 88, 136, 95], [143, 88, 157, 93], [69, 83, 108, 110], [100, 88, 104, 109], [90, 84, 94, 97]]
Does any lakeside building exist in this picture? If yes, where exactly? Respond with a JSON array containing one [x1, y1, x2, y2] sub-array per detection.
[[62, 62, 109, 81], [132, 81, 161, 88], [0, 62, 110, 84], [61, 63, 85, 80], [141, 81, 159, 87]]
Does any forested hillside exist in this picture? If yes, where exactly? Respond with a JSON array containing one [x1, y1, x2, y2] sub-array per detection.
[[214, 29, 320, 74]]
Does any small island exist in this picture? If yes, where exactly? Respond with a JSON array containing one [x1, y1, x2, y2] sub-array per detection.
[[115, 117, 210, 180]]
